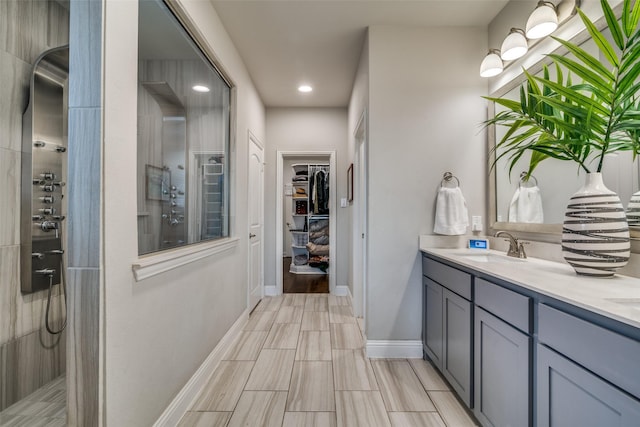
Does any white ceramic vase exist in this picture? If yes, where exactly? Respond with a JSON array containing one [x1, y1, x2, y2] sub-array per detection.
[[562, 173, 630, 277], [626, 191, 640, 227]]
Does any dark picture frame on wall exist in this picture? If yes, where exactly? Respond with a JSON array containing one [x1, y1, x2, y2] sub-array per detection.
[[347, 163, 354, 202]]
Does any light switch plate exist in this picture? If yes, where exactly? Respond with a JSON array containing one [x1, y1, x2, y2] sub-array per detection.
[[340, 198, 348, 208]]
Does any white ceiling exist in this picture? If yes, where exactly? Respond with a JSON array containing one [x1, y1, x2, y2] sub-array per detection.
[[210, 0, 510, 107]]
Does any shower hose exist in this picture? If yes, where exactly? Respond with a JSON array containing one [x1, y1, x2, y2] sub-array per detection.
[[45, 223, 68, 335]]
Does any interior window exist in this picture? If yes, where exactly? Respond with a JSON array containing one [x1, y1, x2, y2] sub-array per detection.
[[137, 0, 231, 255]]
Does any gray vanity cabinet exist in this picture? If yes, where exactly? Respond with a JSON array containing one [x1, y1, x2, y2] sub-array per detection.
[[537, 303, 640, 426], [423, 277, 443, 369], [474, 308, 530, 427], [422, 257, 472, 407], [537, 344, 640, 426], [473, 278, 531, 427], [442, 287, 472, 407]]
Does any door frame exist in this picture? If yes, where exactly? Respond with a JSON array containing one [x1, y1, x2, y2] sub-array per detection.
[[275, 150, 337, 295], [247, 131, 265, 310], [352, 110, 368, 322]]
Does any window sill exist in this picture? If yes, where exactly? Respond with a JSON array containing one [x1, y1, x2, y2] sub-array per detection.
[[132, 237, 240, 281]]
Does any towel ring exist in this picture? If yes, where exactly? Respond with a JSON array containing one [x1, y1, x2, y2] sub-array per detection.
[[441, 171, 460, 188], [519, 171, 538, 188]]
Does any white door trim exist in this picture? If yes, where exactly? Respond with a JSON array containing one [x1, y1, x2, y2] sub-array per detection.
[[247, 131, 264, 311], [352, 110, 368, 323], [276, 150, 337, 295]]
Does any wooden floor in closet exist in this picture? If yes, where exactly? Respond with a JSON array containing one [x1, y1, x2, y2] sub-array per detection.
[[283, 257, 329, 293]]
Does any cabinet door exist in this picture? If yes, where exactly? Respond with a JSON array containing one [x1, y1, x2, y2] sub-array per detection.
[[423, 277, 443, 369], [442, 288, 472, 407], [537, 344, 640, 427], [474, 308, 530, 427]]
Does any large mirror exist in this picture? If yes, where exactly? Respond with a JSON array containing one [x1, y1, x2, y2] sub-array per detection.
[[489, 17, 640, 237]]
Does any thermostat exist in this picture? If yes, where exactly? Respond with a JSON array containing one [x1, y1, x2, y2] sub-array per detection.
[[468, 239, 489, 250]]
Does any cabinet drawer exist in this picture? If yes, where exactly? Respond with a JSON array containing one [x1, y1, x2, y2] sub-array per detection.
[[475, 278, 531, 333], [422, 257, 471, 300], [539, 304, 640, 399]]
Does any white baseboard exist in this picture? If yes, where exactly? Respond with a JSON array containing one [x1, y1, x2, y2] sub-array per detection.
[[153, 309, 249, 427], [333, 285, 350, 297], [264, 285, 278, 296], [366, 340, 423, 359]]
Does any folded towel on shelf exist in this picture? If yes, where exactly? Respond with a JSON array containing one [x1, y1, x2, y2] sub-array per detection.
[[311, 235, 329, 245], [433, 186, 469, 235], [306, 242, 330, 255], [508, 186, 544, 223], [309, 219, 329, 232]]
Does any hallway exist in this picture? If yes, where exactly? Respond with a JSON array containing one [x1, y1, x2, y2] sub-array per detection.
[[177, 294, 478, 426]]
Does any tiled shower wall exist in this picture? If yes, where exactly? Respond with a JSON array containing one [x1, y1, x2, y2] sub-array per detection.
[[0, 0, 69, 411]]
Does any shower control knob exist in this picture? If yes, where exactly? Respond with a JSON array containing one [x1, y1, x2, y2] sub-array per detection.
[[52, 215, 65, 221], [162, 214, 168, 219], [170, 218, 180, 226], [39, 221, 58, 231], [33, 179, 44, 185], [171, 201, 177, 207], [48, 249, 65, 255], [39, 207, 56, 215], [32, 252, 45, 259], [33, 141, 45, 148], [39, 195, 55, 203], [55, 146, 66, 153], [40, 172, 56, 181], [170, 193, 177, 199], [41, 184, 55, 192], [32, 215, 44, 221], [35, 268, 56, 276], [53, 181, 65, 187]]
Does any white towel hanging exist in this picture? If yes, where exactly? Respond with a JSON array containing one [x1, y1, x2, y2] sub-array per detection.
[[508, 186, 544, 223], [434, 186, 469, 235]]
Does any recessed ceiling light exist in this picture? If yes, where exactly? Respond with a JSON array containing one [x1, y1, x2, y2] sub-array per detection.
[[298, 85, 313, 93], [192, 85, 210, 93]]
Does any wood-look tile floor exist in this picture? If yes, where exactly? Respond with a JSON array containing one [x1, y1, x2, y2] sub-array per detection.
[[179, 294, 479, 427], [0, 375, 66, 427]]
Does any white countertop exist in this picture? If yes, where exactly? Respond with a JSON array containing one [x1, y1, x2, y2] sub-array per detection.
[[420, 246, 640, 330]]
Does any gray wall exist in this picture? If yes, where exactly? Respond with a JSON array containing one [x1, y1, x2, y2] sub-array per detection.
[[0, 0, 69, 411], [101, 0, 266, 425], [359, 25, 488, 341], [264, 108, 349, 289]]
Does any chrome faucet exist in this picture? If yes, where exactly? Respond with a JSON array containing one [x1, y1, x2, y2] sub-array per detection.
[[495, 231, 527, 259]]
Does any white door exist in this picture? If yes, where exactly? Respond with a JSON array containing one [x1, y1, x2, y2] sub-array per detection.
[[248, 135, 264, 311]]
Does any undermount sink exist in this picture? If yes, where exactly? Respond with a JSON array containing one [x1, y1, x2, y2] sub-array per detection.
[[454, 252, 526, 263], [605, 298, 640, 310]]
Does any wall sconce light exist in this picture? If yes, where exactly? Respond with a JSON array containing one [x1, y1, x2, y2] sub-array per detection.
[[480, 49, 504, 77], [526, 1, 559, 39], [501, 28, 529, 61], [480, 0, 580, 78]]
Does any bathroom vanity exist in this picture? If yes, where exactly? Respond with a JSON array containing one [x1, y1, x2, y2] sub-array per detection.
[[420, 246, 640, 427]]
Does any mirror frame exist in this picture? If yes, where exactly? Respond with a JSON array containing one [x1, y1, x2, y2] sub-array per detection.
[[487, 3, 640, 239]]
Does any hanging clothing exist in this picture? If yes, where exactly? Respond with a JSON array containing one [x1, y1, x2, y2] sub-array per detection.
[[508, 186, 544, 223], [433, 186, 469, 235], [310, 168, 329, 215]]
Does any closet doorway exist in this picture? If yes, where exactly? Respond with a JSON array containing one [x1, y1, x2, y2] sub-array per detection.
[[276, 151, 336, 294]]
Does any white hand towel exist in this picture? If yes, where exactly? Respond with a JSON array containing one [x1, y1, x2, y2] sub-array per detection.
[[434, 187, 469, 235], [508, 186, 544, 223]]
